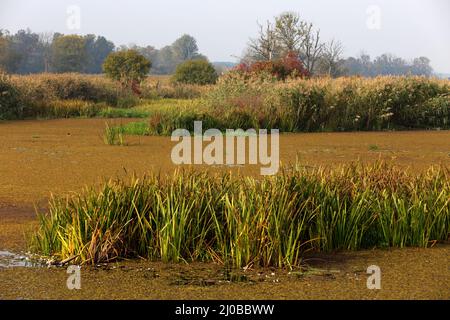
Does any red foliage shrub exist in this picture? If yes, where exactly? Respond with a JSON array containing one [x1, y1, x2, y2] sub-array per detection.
[[234, 52, 309, 80], [281, 52, 310, 78]]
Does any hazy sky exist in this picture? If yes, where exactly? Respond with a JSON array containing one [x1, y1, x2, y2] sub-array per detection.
[[1, 0, 449, 72]]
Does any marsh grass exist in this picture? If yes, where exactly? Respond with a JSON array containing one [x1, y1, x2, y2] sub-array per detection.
[[205, 75, 450, 132], [98, 108, 150, 118], [5, 74, 448, 132], [30, 162, 449, 268], [118, 121, 150, 136], [103, 122, 125, 145], [113, 76, 450, 136]]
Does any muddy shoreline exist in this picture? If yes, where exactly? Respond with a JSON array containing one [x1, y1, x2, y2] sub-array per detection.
[[1, 246, 449, 299]]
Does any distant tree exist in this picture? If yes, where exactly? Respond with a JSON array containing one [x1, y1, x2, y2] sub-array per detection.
[[172, 34, 200, 61], [130, 34, 207, 75], [1, 29, 118, 75], [136, 45, 157, 62], [373, 54, 408, 75], [411, 57, 433, 76], [155, 45, 178, 74], [39, 32, 53, 72], [359, 53, 373, 76], [248, 20, 280, 61], [342, 56, 360, 76], [84, 35, 115, 73], [299, 22, 323, 74], [342, 53, 434, 77], [10, 29, 45, 73], [342, 53, 374, 77], [51, 34, 86, 73], [246, 12, 324, 74], [0, 31, 21, 73], [316, 39, 344, 77], [103, 49, 151, 93], [172, 59, 217, 85]]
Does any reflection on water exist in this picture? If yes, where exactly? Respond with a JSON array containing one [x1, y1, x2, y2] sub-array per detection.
[[0, 250, 44, 268]]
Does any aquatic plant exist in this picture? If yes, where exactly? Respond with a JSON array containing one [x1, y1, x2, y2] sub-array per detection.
[[30, 162, 450, 268]]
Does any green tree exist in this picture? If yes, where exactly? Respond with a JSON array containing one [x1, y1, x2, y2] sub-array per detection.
[[274, 12, 305, 53], [172, 59, 217, 85], [51, 34, 86, 73], [11, 29, 45, 73], [172, 34, 200, 61], [0, 31, 21, 73], [84, 34, 115, 73], [103, 49, 151, 90], [154, 45, 177, 74], [411, 57, 433, 76]]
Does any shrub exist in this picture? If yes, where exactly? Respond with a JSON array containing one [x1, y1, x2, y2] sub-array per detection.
[[172, 59, 218, 85], [235, 52, 310, 80], [103, 50, 151, 94]]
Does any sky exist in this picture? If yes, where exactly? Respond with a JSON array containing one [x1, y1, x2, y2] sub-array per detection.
[[1, 0, 449, 73]]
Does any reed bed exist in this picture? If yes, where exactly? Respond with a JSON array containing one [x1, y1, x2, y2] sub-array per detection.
[[205, 74, 450, 131], [30, 162, 450, 268], [137, 75, 450, 135], [1, 73, 205, 119], [2, 72, 448, 131]]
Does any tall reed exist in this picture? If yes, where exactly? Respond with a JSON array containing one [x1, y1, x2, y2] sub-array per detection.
[[30, 162, 449, 267]]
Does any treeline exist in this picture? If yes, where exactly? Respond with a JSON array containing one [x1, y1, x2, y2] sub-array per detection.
[[126, 34, 207, 74], [343, 53, 433, 77], [244, 12, 435, 77], [0, 29, 207, 75], [0, 29, 114, 74], [1, 18, 437, 77]]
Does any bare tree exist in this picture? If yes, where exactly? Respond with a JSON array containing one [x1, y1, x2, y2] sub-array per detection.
[[317, 39, 344, 77], [245, 12, 326, 75], [248, 20, 279, 61], [300, 23, 323, 74], [39, 32, 53, 72]]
